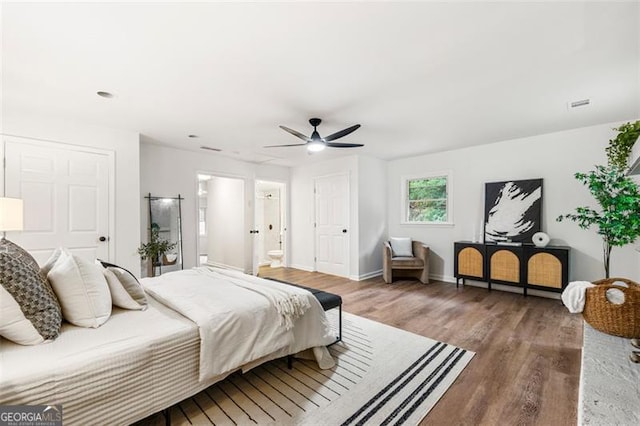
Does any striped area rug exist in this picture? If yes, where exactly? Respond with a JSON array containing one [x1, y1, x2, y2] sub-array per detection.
[[157, 311, 474, 425]]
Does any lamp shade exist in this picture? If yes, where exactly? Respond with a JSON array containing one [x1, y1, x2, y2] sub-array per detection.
[[0, 197, 24, 231]]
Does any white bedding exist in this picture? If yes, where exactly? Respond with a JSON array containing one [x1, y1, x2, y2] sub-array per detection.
[[142, 266, 336, 381], [1, 267, 336, 425], [0, 297, 204, 425]]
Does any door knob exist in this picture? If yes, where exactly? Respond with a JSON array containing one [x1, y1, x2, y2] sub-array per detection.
[[342, 229, 347, 233], [99, 236, 107, 242]]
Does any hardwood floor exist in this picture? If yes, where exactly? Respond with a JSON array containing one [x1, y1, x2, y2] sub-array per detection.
[[258, 267, 583, 426]]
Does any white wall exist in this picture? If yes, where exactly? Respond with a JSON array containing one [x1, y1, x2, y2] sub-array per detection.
[[207, 176, 245, 270], [387, 122, 640, 283], [358, 155, 387, 278], [140, 143, 289, 273], [2, 113, 141, 274]]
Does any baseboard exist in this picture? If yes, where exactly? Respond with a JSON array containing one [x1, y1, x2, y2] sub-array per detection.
[[204, 261, 245, 273], [289, 263, 315, 273], [351, 269, 383, 281], [430, 273, 456, 283]]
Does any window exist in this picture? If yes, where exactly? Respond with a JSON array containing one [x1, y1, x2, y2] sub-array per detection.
[[401, 171, 453, 224]]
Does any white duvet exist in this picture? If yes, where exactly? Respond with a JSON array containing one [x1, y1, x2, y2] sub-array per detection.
[[142, 267, 336, 381]]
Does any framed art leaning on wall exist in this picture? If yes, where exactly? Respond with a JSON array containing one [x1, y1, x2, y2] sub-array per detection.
[[484, 178, 542, 243]]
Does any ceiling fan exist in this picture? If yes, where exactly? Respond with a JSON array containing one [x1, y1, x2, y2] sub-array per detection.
[[265, 118, 362, 152]]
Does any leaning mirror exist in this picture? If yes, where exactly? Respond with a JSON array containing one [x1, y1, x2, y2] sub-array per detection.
[[142, 194, 184, 277]]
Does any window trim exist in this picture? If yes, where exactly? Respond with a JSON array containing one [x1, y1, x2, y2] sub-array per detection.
[[400, 170, 454, 226]]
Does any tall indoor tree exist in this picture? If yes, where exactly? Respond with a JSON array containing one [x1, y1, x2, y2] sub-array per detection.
[[557, 121, 640, 278]]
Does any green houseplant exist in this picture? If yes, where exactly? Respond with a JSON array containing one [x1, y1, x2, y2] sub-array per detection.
[[557, 121, 640, 278], [605, 120, 640, 170], [137, 228, 177, 274]]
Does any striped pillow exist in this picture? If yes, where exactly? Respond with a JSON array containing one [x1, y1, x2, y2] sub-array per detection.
[[0, 239, 62, 345], [101, 266, 148, 310]]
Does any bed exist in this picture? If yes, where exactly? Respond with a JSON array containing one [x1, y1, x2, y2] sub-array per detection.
[[0, 266, 335, 425]]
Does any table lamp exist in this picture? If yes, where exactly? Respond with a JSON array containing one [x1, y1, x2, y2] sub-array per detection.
[[0, 197, 24, 240]]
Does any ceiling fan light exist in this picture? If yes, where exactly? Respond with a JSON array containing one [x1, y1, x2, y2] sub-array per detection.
[[307, 141, 325, 152]]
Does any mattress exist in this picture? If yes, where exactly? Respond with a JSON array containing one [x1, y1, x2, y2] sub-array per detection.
[[0, 297, 221, 425]]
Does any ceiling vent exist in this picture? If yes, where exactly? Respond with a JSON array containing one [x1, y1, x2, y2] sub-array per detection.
[[567, 99, 591, 110], [200, 146, 222, 152]]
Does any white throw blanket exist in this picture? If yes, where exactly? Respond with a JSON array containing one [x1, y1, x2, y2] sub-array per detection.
[[142, 267, 335, 381], [561, 281, 595, 313], [203, 266, 310, 330]]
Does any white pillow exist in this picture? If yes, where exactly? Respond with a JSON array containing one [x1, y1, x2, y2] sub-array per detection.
[[390, 237, 413, 257], [39, 247, 63, 278], [48, 250, 112, 328], [101, 265, 148, 311]]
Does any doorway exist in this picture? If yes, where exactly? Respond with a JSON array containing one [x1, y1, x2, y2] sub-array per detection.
[[255, 180, 286, 272], [196, 173, 247, 272]]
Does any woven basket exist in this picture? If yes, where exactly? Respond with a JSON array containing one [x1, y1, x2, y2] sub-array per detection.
[[582, 278, 640, 338]]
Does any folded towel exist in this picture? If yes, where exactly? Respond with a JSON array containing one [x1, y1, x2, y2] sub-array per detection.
[[561, 281, 595, 313]]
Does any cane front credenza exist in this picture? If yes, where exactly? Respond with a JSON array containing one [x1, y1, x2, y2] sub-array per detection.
[[454, 241, 570, 296]]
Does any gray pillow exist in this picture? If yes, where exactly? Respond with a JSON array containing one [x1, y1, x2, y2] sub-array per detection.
[[103, 266, 148, 310], [96, 259, 147, 310], [0, 239, 62, 344], [1, 238, 40, 271], [389, 237, 413, 257]]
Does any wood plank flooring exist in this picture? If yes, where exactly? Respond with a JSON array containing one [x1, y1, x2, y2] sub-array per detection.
[[257, 267, 583, 426]]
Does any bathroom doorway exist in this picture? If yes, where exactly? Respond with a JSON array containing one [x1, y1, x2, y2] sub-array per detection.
[[197, 173, 248, 272], [255, 180, 286, 272]]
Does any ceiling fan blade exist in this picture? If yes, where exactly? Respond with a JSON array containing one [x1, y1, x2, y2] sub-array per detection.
[[326, 142, 364, 148], [263, 143, 309, 148], [279, 125, 310, 142], [323, 124, 361, 141]]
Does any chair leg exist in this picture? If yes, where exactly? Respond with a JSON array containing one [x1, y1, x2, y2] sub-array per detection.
[[328, 305, 342, 346], [338, 304, 342, 342]]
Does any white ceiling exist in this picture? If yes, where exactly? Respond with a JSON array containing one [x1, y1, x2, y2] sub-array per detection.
[[2, 1, 639, 167]]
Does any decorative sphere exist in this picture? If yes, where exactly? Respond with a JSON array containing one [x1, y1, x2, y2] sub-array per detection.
[[532, 232, 550, 247]]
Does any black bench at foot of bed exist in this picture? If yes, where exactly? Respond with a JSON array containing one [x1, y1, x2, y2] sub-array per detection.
[[264, 277, 342, 345]]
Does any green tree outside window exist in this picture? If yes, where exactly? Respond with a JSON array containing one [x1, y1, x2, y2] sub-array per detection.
[[407, 176, 448, 222]]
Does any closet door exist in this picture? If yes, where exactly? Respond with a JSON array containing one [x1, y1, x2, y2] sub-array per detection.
[[315, 173, 350, 277], [3, 137, 113, 265]]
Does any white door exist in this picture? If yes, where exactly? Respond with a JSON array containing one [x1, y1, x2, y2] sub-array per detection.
[[4, 138, 112, 265], [315, 174, 349, 277]]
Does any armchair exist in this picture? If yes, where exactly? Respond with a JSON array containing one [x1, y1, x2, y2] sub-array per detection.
[[383, 240, 430, 284]]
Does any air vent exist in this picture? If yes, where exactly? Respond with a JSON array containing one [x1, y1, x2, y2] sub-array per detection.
[[567, 99, 591, 110], [200, 146, 222, 152]]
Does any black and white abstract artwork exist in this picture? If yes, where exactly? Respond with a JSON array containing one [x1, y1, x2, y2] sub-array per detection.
[[484, 179, 542, 243]]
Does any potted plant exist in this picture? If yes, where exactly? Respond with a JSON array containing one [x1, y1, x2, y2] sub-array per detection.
[[137, 228, 177, 276], [605, 120, 640, 170], [557, 121, 640, 278]]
